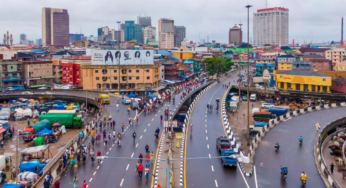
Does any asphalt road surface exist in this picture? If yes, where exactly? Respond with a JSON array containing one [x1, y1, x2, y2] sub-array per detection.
[[253, 105, 346, 188]]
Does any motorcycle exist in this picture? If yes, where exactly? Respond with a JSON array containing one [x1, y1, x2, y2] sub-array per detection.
[[281, 174, 287, 180], [301, 180, 306, 186], [274, 145, 279, 152], [299, 139, 303, 146]]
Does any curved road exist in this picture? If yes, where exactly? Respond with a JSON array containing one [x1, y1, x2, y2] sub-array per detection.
[[253, 105, 346, 187]]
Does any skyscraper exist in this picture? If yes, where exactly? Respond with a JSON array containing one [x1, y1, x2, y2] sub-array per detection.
[[98, 26, 111, 42], [158, 19, 174, 49], [229, 25, 242, 45], [42, 7, 70, 47], [110, 29, 124, 42], [36, 38, 42, 45], [20, 34, 26, 41], [143, 26, 156, 43], [253, 7, 289, 46], [137, 16, 151, 27], [121, 21, 143, 43], [70, 34, 84, 42], [174, 26, 186, 47]]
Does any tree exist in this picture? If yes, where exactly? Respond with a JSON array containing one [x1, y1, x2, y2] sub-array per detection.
[[204, 57, 234, 77]]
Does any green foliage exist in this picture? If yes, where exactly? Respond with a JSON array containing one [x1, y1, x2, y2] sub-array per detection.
[[204, 57, 234, 76]]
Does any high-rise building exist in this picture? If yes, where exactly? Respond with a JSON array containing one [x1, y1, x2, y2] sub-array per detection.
[[121, 21, 143, 43], [110, 29, 124, 42], [142, 26, 156, 43], [42, 7, 70, 47], [36, 38, 42, 45], [253, 7, 289, 46], [174, 26, 186, 47], [158, 19, 174, 49], [229, 25, 242, 45], [98, 26, 111, 42], [20, 34, 26, 41], [137, 16, 151, 27], [70, 34, 84, 42]]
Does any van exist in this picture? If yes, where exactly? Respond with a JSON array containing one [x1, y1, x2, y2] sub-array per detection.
[[99, 94, 110, 104], [250, 94, 257, 101], [0, 108, 10, 120]]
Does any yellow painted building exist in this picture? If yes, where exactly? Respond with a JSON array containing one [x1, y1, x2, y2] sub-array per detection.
[[81, 65, 160, 90], [276, 71, 331, 92], [173, 46, 193, 60], [335, 61, 346, 71], [278, 62, 292, 70], [255, 59, 275, 65]]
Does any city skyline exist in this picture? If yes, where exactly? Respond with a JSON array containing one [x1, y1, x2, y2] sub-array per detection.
[[0, 0, 345, 45]]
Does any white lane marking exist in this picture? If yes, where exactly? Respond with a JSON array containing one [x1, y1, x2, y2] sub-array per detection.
[[205, 124, 207, 127], [140, 135, 143, 139], [205, 115, 207, 118], [206, 136, 208, 140], [144, 129, 146, 132], [112, 144, 114, 146], [209, 154, 211, 159], [93, 171, 96, 176], [206, 130, 207, 133], [131, 153, 134, 158], [101, 161, 103, 164], [155, 114, 157, 117], [106, 152, 109, 155], [207, 144, 209, 149], [152, 118, 154, 121], [97, 166, 100, 169], [109, 148, 112, 151], [148, 123, 150, 126], [237, 164, 250, 188], [89, 178, 93, 182], [205, 119, 207, 122], [136, 143, 138, 147], [211, 165, 214, 172], [254, 166, 258, 188], [120, 178, 124, 186], [126, 164, 129, 171], [215, 180, 218, 187]]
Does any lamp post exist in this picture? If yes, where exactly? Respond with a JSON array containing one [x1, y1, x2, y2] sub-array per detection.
[[117, 21, 121, 93], [245, 5, 252, 145]]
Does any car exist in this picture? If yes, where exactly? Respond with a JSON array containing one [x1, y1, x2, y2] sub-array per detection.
[[123, 97, 131, 104], [22, 91, 33, 95], [242, 96, 247, 101], [42, 91, 52, 94], [216, 136, 232, 152], [261, 103, 274, 108], [131, 101, 139, 110], [38, 87, 47, 90]]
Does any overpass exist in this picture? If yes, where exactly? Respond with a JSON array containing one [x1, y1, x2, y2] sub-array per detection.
[[232, 85, 346, 100]]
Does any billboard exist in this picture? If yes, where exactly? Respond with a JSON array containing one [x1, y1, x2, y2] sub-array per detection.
[[91, 50, 154, 65]]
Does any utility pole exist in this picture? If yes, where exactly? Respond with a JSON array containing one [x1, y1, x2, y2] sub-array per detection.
[[245, 5, 252, 145], [15, 131, 18, 188], [86, 90, 88, 110], [238, 23, 243, 98], [117, 21, 121, 93]]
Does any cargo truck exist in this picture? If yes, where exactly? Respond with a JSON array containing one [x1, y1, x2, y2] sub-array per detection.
[[267, 108, 288, 117], [221, 149, 238, 167], [39, 113, 83, 128], [21, 119, 51, 141]]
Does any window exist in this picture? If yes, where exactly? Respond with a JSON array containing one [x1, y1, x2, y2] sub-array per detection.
[[47, 70, 50, 73], [41, 64, 44, 67], [136, 76, 139, 80], [36, 65, 39, 68], [280, 75, 282, 78], [114, 77, 117, 80], [323, 78, 326, 81], [10, 66, 13, 70], [114, 70, 117, 73], [147, 76, 150, 80], [97, 84, 101, 89], [95, 70, 99, 73], [129, 76, 132, 80], [146, 69, 149, 73], [102, 69, 107, 74], [136, 70, 139, 73], [47, 64, 50, 67], [31, 65, 34, 68], [128, 70, 132, 73], [102, 77, 107, 81], [96, 77, 99, 80]]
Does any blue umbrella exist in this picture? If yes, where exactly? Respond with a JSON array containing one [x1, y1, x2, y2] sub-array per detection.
[[128, 93, 136, 98], [120, 93, 125, 96], [147, 94, 156, 98]]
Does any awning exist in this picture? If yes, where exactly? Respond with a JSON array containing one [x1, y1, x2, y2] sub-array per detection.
[[2, 79, 23, 82], [30, 84, 46, 88], [0, 128, 6, 134], [42, 76, 55, 79], [20, 145, 49, 154]]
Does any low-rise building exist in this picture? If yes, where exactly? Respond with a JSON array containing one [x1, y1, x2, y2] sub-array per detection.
[[255, 63, 274, 76], [325, 48, 346, 69], [261, 52, 286, 59], [277, 55, 295, 62], [223, 51, 233, 59], [161, 59, 179, 80], [52, 60, 62, 84], [173, 46, 193, 60], [310, 59, 332, 71], [276, 71, 331, 92], [22, 61, 54, 87], [298, 48, 328, 57], [61, 56, 91, 87], [1, 60, 24, 89], [332, 78, 346, 93], [278, 62, 292, 70], [302, 55, 325, 61], [292, 61, 311, 71], [255, 59, 275, 65], [335, 61, 346, 71]]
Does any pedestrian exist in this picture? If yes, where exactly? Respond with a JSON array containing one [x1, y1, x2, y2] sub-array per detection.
[[330, 162, 334, 174], [117, 133, 122, 145], [83, 180, 87, 188], [104, 137, 108, 147], [315, 122, 320, 132], [90, 129, 94, 137], [252, 104, 254, 108], [139, 153, 143, 163], [1, 141, 3, 149], [145, 144, 149, 153], [128, 117, 132, 125], [157, 183, 162, 188], [150, 151, 154, 164], [97, 151, 101, 163], [145, 165, 150, 180], [146, 153, 150, 163], [27, 119, 30, 126], [91, 136, 95, 147], [90, 150, 95, 162], [121, 123, 125, 132], [73, 176, 79, 188], [54, 179, 60, 188], [138, 163, 143, 178]]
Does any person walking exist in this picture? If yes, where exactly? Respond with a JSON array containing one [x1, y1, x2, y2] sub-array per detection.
[[73, 176, 79, 188], [83, 180, 87, 188], [54, 179, 60, 188], [117, 133, 122, 145], [138, 163, 143, 179], [145, 144, 149, 153], [315, 122, 320, 132], [145, 165, 150, 181], [139, 153, 143, 163], [150, 151, 154, 165], [330, 162, 334, 174], [121, 123, 125, 132], [97, 151, 101, 163]]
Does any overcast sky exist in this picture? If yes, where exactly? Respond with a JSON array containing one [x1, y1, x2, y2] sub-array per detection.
[[0, 0, 344, 45]]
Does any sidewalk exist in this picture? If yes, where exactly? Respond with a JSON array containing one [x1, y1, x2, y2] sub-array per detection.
[[155, 131, 182, 188]]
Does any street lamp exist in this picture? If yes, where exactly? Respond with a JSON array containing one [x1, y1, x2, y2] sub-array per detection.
[[245, 5, 252, 145]]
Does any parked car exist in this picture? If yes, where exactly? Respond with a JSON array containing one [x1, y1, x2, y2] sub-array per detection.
[[131, 101, 139, 110], [261, 103, 274, 108], [123, 97, 131, 104], [242, 96, 247, 101], [38, 87, 47, 90], [22, 91, 33, 95]]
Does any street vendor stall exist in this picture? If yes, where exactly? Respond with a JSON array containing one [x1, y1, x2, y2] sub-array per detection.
[[20, 145, 51, 161]]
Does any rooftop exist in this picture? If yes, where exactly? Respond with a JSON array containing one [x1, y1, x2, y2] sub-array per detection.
[[302, 55, 325, 58], [239, 43, 253, 48], [299, 48, 329, 53], [65, 56, 91, 60], [278, 55, 295, 58], [278, 71, 331, 77], [309, 59, 331, 62], [332, 78, 346, 84], [255, 63, 274, 67], [154, 50, 171, 55]]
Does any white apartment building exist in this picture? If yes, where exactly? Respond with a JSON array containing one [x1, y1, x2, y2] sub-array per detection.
[[142, 26, 156, 43], [253, 7, 289, 46], [325, 48, 346, 69], [159, 32, 174, 49]]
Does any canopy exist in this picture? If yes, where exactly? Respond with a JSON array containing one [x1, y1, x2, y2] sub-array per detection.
[[120, 93, 125, 96], [1, 184, 24, 188], [52, 123, 61, 127], [19, 162, 38, 173], [147, 94, 156, 98], [128, 93, 136, 98], [33, 137, 44, 146], [18, 171, 39, 182], [20, 145, 49, 154], [36, 128, 54, 136]]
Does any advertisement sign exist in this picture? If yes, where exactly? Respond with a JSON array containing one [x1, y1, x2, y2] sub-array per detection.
[[91, 50, 154, 65]]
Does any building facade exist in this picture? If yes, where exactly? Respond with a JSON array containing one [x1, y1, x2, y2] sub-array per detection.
[[137, 16, 151, 27], [121, 21, 143, 43], [310, 59, 332, 71], [253, 7, 289, 46], [174, 26, 186, 47], [70, 34, 84, 42], [52, 60, 62, 83], [292, 61, 311, 71], [278, 62, 292, 70], [325, 48, 346, 69], [98, 26, 111, 42], [332, 78, 346, 93], [1, 60, 24, 89], [22, 61, 55, 87], [158, 19, 174, 49], [42, 7, 69, 47], [61, 56, 91, 87], [229, 25, 242, 45], [36, 38, 42, 45], [110, 29, 124, 43], [143, 26, 156, 44]]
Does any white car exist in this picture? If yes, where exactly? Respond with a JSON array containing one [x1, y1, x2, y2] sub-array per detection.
[[123, 97, 131, 104], [22, 91, 33, 95], [42, 91, 52, 94], [38, 87, 47, 90], [261, 103, 274, 108], [132, 98, 141, 102]]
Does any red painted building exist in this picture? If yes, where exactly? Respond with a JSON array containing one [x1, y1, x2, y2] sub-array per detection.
[[332, 78, 346, 93], [61, 56, 91, 87]]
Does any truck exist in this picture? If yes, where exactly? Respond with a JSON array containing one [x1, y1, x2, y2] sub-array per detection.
[[267, 108, 288, 117], [99, 94, 110, 104], [21, 119, 51, 141], [39, 113, 83, 128], [0, 108, 11, 120], [253, 112, 272, 122], [229, 101, 238, 112], [221, 149, 238, 167]]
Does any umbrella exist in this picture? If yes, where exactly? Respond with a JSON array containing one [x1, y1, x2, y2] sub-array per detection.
[[29, 99, 35, 102], [120, 93, 125, 96], [147, 94, 156, 98], [128, 93, 136, 98], [52, 123, 61, 127]]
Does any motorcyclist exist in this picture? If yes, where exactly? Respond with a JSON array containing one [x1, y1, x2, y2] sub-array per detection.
[[281, 166, 288, 177], [301, 171, 307, 184], [299, 136, 304, 144], [274, 141, 280, 150]]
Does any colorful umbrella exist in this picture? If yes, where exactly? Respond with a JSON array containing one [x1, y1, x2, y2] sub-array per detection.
[[52, 123, 61, 127]]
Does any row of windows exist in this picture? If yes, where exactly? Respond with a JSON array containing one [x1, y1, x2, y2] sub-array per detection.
[[95, 69, 153, 74], [27, 64, 51, 68], [30, 70, 51, 74], [95, 76, 151, 81]]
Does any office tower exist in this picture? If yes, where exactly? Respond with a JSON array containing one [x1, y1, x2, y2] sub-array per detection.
[[42, 7, 69, 47], [98, 26, 110, 42], [121, 21, 143, 43], [137, 16, 151, 27], [20, 34, 26, 41], [174, 26, 186, 47], [158, 18, 174, 49], [143, 26, 156, 43], [110, 29, 124, 42], [69, 34, 84, 42], [36, 38, 42, 45], [253, 7, 289, 46], [229, 25, 242, 45]]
